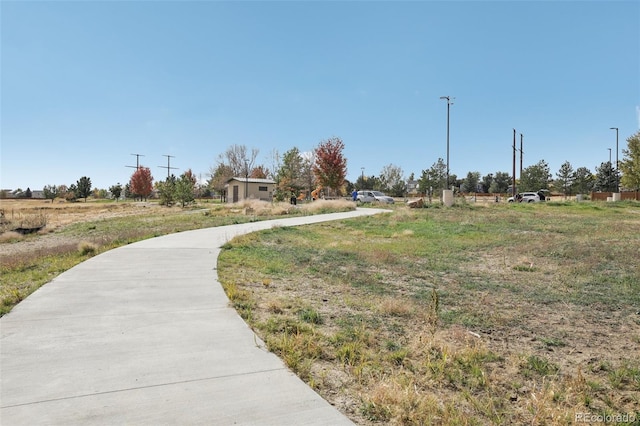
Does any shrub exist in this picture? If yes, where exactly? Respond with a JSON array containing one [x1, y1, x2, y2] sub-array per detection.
[[78, 241, 98, 256]]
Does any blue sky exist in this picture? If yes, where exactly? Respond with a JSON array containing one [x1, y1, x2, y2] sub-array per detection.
[[2, 1, 638, 191]]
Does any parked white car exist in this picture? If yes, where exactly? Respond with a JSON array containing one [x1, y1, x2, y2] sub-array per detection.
[[356, 190, 394, 204], [508, 192, 541, 203]]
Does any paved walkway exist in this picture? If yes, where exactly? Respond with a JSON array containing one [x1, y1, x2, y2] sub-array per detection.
[[1, 208, 389, 425]]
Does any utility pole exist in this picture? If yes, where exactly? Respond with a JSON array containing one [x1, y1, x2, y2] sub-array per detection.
[[159, 155, 178, 180], [439, 96, 454, 189], [609, 127, 619, 192], [519, 133, 524, 181], [126, 153, 145, 170], [512, 129, 517, 197]]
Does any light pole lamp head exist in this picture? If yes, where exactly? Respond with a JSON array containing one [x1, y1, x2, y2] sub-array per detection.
[[609, 127, 618, 130]]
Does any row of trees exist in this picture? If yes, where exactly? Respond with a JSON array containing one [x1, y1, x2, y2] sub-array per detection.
[[395, 131, 640, 197], [41, 176, 93, 203], [29, 131, 639, 205], [208, 137, 348, 202]]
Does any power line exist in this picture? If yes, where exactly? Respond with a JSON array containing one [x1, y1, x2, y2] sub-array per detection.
[[158, 155, 179, 179], [126, 153, 145, 170]]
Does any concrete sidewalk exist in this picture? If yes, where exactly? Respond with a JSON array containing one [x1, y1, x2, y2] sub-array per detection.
[[1, 208, 389, 425]]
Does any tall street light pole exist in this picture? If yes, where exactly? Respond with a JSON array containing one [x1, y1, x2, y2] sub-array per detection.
[[608, 148, 612, 188], [512, 129, 517, 197], [609, 127, 619, 192], [440, 96, 453, 189]]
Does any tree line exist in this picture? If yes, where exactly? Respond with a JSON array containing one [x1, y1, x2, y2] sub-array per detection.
[[23, 130, 640, 204]]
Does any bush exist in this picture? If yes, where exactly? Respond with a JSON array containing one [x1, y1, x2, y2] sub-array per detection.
[[78, 241, 98, 256]]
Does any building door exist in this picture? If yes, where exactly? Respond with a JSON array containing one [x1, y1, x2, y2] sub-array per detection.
[[232, 185, 239, 203]]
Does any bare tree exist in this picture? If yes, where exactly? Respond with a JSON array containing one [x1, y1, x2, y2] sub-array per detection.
[[217, 144, 259, 177]]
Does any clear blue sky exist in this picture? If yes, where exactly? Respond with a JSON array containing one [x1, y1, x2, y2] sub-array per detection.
[[2, 1, 638, 191]]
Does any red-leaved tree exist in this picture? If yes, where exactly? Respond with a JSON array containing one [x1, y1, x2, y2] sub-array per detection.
[[130, 167, 154, 201], [313, 137, 347, 196]]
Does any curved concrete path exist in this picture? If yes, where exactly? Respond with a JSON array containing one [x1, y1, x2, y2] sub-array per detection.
[[1, 208, 389, 425]]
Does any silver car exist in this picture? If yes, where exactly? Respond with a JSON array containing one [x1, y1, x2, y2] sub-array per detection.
[[356, 190, 394, 204]]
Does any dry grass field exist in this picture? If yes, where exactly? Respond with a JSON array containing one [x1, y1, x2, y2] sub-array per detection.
[[2, 198, 639, 425], [217, 201, 640, 425]]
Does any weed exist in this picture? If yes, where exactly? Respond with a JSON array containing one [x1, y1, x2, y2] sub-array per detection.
[[298, 307, 323, 324], [77, 241, 98, 256], [523, 355, 559, 377]]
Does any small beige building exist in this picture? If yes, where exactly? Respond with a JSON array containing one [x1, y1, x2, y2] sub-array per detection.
[[225, 177, 275, 203]]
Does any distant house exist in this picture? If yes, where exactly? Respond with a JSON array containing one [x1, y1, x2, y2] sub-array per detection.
[[406, 179, 418, 196], [225, 177, 275, 203], [2, 188, 44, 199]]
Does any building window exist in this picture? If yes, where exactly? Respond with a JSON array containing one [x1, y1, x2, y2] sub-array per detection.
[[258, 186, 268, 192]]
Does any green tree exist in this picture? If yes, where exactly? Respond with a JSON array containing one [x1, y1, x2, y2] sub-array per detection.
[[620, 130, 640, 190], [43, 185, 59, 203], [109, 183, 123, 201], [555, 161, 575, 198], [418, 158, 447, 198], [488, 171, 511, 194], [275, 147, 305, 201], [76, 176, 92, 202], [157, 175, 177, 206], [176, 169, 196, 207], [313, 137, 347, 196], [519, 160, 551, 192], [461, 171, 481, 193], [594, 161, 616, 192], [572, 167, 594, 195], [480, 173, 493, 193]]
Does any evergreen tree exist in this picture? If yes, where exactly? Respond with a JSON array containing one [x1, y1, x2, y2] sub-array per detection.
[[555, 161, 575, 197], [157, 175, 177, 206], [461, 171, 480, 193], [76, 176, 92, 202], [572, 167, 594, 195], [109, 183, 123, 201], [594, 162, 617, 192], [176, 170, 196, 207], [418, 158, 447, 198]]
